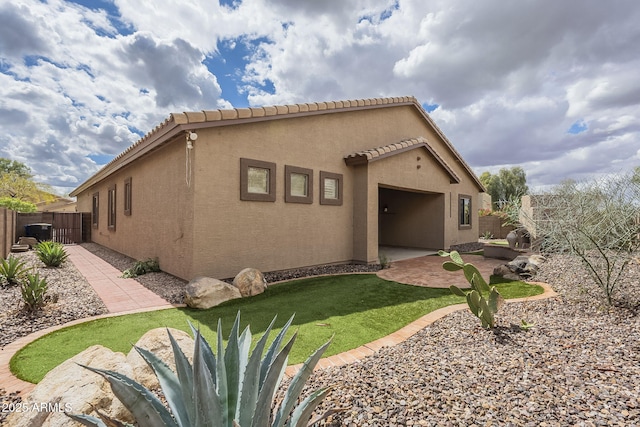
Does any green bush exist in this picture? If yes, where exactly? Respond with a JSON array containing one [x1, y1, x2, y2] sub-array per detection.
[[35, 241, 68, 267], [0, 256, 29, 286], [122, 258, 160, 278], [68, 312, 334, 427], [21, 273, 48, 311]]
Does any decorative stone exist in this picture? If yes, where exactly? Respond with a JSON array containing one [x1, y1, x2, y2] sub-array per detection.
[[184, 276, 241, 309], [493, 254, 546, 280], [18, 237, 39, 248], [126, 327, 195, 390], [233, 268, 267, 297], [6, 345, 134, 427]]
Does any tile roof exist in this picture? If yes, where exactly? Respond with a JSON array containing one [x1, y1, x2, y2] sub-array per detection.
[[71, 95, 484, 196], [344, 137, 461, 183]]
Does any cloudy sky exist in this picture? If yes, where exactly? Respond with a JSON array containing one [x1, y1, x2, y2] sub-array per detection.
[[1, 0, 639, 196]]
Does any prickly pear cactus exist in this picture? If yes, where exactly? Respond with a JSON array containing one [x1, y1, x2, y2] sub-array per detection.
[[439, 250, 503, 328]]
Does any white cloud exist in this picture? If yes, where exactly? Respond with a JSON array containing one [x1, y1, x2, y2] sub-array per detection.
[[1, 0, 639, 196]]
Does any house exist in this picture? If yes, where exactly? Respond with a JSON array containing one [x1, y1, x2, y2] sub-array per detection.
[[70, 96, 485, 280], [35, 196, 77, 212]]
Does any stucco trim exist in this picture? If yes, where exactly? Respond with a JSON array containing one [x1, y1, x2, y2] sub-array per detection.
[[344, 137, 461, 184]]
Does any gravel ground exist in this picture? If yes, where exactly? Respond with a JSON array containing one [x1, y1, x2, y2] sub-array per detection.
[[305, 254, 640, 426], [2, 245, 639, 426]]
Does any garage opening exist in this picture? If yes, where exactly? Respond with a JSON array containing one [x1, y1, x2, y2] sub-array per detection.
[[378, 186, 444, 250]]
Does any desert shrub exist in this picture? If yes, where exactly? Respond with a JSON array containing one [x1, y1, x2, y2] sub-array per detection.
[[122, 258, 160, 278], [35, 241, 68, 267], [68, 313, 334, 426], [0, 256, 29, 286], [21, 273, 48, 311]]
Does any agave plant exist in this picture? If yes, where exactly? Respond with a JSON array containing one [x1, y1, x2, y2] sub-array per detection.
[[35, 241, 68, 267], [0, 256, 28, 286], [20, 272, 48, 311], [68, 313, 333, 427]]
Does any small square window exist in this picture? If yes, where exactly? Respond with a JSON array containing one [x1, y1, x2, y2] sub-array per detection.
[[459, 195, 472, 228], [240, 158, 276, 202], [124, 177, 132, 216], [320, 171, 343, 206], [285, 165, 313, 204], [248, 167, 270, 194]]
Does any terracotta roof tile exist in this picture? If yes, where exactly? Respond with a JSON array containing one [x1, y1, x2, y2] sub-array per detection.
[[71, 95, 484, 197], [220, 109, 238, 120], [236, 108, 252, 119]]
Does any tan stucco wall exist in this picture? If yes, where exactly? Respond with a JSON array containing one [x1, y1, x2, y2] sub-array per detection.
[[189, 105, 480, 277], [76, 141, 195, 279], [75, 103, 481, 280]]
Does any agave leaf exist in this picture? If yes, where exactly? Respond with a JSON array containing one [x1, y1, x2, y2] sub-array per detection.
[[272, 337, 332, 427], [168, 329, 196, 424], [134, 344, 191, 427], [215, 319, 228, 426], [449, 285, 467, 297], [224, 312, 244, 422], [78, 364, 178, 427], [193, 328, 223, 427], [252, 332, 298, 427], [442, 261, 463, 272], [260, 314, 295, 389], [285, 386, 332, 427], [65, 413, 110, 427], [238, 316, 278, 427], [189, 322, 217, 388]]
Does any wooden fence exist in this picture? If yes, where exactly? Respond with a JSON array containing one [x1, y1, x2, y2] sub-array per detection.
[[0, 208, 17, 259], [16, 212, 90, 244]]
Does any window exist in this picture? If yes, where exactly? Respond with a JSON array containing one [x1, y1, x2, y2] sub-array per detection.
[[285, 165, 313, 204], [320, 171, 343, 206], [459, 195, 472, 228], [240, 158, 276, 202], [92, 192, 99, 228], [124, 177, 132, 216], [108, 185, 116, 230]]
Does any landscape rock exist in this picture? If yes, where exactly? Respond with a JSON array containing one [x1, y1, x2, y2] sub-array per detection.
[[126, 327, 195, 390], [184, 276, 241, 309], [233, 268, 267, 297], [6, 345, 133, 427], [493, 254, 546, 280]]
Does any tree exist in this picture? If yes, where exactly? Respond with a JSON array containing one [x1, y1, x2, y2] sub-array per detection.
[[0, 157, 56, 206], [526, 171, 640, 305], [0, 158, 32, 178], [480, 167, 529, 210]]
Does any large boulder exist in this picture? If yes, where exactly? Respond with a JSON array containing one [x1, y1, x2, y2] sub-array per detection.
[[6, 345, 134, 427], [233, 268, 267, 297], [493, 254, 546, 280], [184, 276, 241, 309], [126, 327, 195, 390]]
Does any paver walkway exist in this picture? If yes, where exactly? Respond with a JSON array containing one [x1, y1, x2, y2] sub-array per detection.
[[0, 245, 174, 396], [64, 245, 173, 313], [377, 253, 505, 288]]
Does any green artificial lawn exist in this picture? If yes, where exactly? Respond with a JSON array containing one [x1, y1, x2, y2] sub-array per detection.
[[11, 274, 543, 384]]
